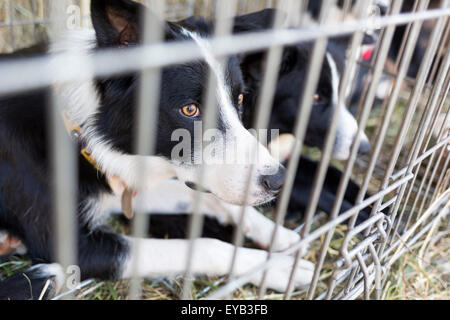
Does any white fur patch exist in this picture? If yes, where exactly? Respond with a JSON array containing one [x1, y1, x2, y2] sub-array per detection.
[[326, 53, 370, 160]]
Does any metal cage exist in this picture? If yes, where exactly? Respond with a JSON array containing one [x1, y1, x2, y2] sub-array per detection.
[[0, 0, 449, 300]]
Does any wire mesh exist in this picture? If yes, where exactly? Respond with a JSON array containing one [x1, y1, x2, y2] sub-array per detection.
[[0, 0, 448, 300]]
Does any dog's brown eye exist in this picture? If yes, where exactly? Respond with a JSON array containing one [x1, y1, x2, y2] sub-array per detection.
[[181, 104, 200, 117], [313, 93, 320, 103], [238, 93, 244, 105]]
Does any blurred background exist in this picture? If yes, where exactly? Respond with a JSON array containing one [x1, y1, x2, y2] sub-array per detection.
[[0, 0, 283, 53]]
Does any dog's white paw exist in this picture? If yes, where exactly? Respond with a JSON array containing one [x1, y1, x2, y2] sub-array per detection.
[[220, 204, 307, 254], [269, 227, 301, 252], [237, 207, 300, 252], [250, 254, 315, 292]]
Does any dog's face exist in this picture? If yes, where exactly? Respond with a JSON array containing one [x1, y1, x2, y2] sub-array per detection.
[[235, 10, 371, 160], [89, 0, 283, 206], [242, 43, 371, 161]]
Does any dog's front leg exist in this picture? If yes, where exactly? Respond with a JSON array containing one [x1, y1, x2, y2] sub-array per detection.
[[212, 203, 301, 252], [100, 181, 301, 252], [121, 237, 314, 292]]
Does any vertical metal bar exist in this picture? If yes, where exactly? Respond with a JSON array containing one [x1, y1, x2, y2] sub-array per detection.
[[425, 109, 450, 198], [373, 4, 448, 260], [324, 271, 339, 299], [373, 3, 446, 215], [343, 0, 427, 236], [8, 0, 16, 51], [355, 252, 370, 300], [399, 76, 450, 220], [418, 134, 450, 213], [48, 0, 78, 299], [257, 0, 336, 299], [430, 151, 450, 201], [393, 0, 420, 71], [286, 0, 373, 300], [79, 0, 90, 28], [30, 0, 39, 42], [425, 20, 449, 87], [343, 264, 359, 295], [307, 0, 405, 300], [188, 0, 196, 17], [368, 243, 382, 299], [362, 0, 414, 143], [181, 0, 239, 300], [128, 0, 166, 300], [228, 0, 293, 281], [421, 36, 450, 155], [342, 0, 353, 20], [393, 58, 450, 235]]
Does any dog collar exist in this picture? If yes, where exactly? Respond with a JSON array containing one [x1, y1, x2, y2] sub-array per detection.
[[61, 110, 104, 173], [61, 110, 136, 219]]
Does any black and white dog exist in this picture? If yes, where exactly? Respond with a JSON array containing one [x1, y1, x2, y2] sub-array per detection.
[[232, 9, 376, 222], [0, 0, 318, 299], [234, 10, 371, 159], [102, 9, 377, 241], [101, 10, 378, 252]]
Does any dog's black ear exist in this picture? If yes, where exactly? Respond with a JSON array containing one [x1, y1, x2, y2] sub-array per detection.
[[241, 46, 298, 81], [233, 8, 284, 33], [178, 16, 212, 35], [240, 52, 264, 82], [331, 32, 378, 48], [279, 47, 298, 75], [91, 0, 145, 47]]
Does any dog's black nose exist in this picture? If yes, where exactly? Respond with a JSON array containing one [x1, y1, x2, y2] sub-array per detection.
[[358, 138, 371, 155], [261, 166, 286, 194]]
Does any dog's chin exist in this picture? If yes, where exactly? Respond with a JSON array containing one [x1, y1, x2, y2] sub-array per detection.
[[216, 191, 277, 207], [185, 181, 212, 194], [185, 182, 276, 206], [249, 194, 278, 207]]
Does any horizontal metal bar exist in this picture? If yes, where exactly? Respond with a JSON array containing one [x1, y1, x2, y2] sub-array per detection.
[[0, 8, 449, 96], [386, 190, 450, 268], [381, 217, 438, 261], [390, 135, 450, 181], [0, 15, 91, 28], [378, 197, 398, 212]]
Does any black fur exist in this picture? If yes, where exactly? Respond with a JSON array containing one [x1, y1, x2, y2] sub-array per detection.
[[0, 264, 59, 300], [284, 157, 375, 224]]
